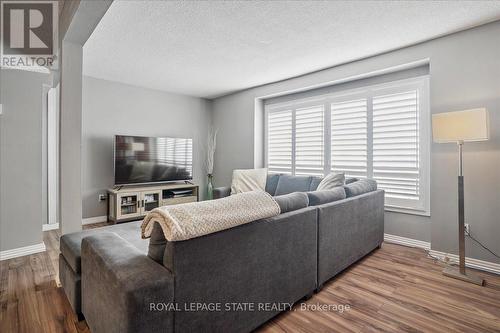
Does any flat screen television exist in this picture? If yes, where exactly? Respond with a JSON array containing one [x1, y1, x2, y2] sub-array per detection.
[[114, 135, 193, 185]]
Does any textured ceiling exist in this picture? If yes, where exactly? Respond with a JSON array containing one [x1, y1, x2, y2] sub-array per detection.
[[83, 0, 500, 99]]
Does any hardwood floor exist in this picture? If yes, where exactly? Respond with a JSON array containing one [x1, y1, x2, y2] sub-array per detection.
[[1, 226, 499, 333]]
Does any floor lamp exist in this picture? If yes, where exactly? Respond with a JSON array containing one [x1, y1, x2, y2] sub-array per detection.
[[432, 108, 489, 286]]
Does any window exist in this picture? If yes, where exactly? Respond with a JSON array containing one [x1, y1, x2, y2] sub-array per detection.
[[295, 105, 324, 176], [331, 98, 368, 178], [265, 77, 430, 215]]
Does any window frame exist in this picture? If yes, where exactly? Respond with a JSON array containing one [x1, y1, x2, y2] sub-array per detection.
[[264, 76, 430, 216]]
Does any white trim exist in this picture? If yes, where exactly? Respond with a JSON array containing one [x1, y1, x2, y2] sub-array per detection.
[[82, 215, 108, 225], [428, 250, 500, 275], [383, 234, 500, 275], [384, 233, 431, 250], [0, 243, 46, 261], [258, 59, 430, 100], [385, 206, 430, 217], [42, 223, 59, 231], [265, 76, 431, 216]]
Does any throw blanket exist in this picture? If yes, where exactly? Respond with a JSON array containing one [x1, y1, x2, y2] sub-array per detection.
[[141, 191, 281, 241]]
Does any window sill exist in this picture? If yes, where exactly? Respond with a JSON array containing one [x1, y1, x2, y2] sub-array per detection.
[[385, 206, 430, 217]]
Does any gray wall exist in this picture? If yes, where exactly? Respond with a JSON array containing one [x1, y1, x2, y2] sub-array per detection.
[[82, 76, 212, 218], [212, 21, 500, 263], [60, 41, 84, 234], [0, 69, 49, 251]]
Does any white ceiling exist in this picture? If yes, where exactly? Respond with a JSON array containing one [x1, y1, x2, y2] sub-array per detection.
[[83, 0, 500, 99]]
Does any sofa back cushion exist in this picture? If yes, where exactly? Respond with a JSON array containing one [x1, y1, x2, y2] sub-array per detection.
[[275, 175, 322, 195], [309, 176, 322, 191], [274, 192, 309, 213], [345, 177, 358, 184], [265, 174, 281, 195], [307, 187, 346, 206], [344, 179, 377, 197], [267, 174, 363, 196]]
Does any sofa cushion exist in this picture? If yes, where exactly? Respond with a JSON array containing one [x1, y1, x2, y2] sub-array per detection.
[[60, 221, 147, 274], [275, 175, 313, 195], [309, 176, 322, 191], [344, 179, 377, 197], [345, 177, 358, 184], [265, 173, 281, 195], [274, 192, 309, 213], [307, 187, 346, 206]]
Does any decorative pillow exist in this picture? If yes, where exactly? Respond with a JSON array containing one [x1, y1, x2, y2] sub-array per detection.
[[230, 168, 267, 194], [274, 175, 313, 196], [344, 179, 377, 197], [274, 192, 309, 213], [307, 187, 346, 206], [316, 172, 345, 191]]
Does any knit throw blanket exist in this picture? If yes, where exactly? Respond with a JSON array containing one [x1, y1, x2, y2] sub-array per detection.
[[141, 191, 281, 241]]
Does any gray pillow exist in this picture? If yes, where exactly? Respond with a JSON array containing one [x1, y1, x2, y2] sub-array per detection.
[[344, 179, 377, 197], [316, 172, 345, 190], [307, 187, 346, 206], [265, 173, 281, 196], [309, 176, 323, 191], [345, 177, 358, 185], [274, 175, 313, 195], [274, 192, 309, 213]]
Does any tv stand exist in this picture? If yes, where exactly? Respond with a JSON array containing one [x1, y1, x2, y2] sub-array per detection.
[[107, 183, 199, 223]]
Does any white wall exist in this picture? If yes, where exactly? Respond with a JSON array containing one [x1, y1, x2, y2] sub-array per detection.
[[82, 76, 212, 218], [212, 21, 500, 263], [0, 69, 49, 251]]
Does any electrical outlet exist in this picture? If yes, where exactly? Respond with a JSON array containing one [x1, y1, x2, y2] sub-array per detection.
[[98, 194, 107, 202], [464, 223, 470, 234]]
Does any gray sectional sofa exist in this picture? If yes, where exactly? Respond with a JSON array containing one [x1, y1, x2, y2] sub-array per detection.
[[59, 174, 384, 333]]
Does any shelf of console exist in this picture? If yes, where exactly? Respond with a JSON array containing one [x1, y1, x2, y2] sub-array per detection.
[[107, 183, 199, 223]]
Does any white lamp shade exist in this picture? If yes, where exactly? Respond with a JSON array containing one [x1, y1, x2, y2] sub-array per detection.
[[432, 108, 489, 143]]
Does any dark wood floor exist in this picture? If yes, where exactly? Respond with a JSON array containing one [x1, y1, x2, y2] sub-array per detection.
[[1, 224, 500, 332]]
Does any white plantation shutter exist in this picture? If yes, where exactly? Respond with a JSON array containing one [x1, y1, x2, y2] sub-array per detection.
[[267, 109, 293, 174], [265, 76, 429, 215], [372, 88, 427, 212], [295, 105, 324, 176], [331, 99, 368, 178]]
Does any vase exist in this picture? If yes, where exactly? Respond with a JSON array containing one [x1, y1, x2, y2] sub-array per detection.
[[206, 174, 214, 200]]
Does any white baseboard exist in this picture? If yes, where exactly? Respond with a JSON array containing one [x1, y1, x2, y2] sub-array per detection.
[[383, 233, 500, 275], [384, 233, 431, 250], [428, 250, 500, 275], [0, 242, 46, 261], [82, 215, 108, 225], [42, 223, 59, 231]]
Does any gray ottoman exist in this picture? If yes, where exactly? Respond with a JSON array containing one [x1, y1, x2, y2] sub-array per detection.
[[59, 221, 149, 315]]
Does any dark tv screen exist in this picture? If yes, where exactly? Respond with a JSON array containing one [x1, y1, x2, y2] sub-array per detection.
[[114, 135, 193, 185]]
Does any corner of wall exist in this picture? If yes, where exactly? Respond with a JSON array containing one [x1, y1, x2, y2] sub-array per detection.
[[253, 98, 265, 168]]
